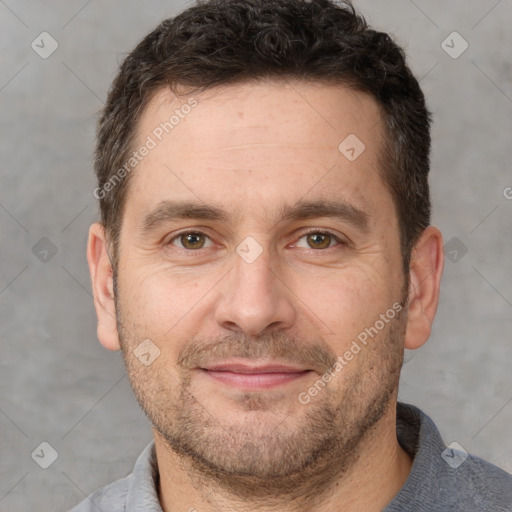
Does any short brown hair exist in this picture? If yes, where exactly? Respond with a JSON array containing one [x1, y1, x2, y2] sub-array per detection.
[[94, 0, 431, 273]]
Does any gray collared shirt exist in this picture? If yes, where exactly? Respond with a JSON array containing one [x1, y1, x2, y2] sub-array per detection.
[[69, 402, 512, 511]]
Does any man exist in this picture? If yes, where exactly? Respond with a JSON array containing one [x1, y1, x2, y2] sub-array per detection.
[[72, 0, 512, 510]]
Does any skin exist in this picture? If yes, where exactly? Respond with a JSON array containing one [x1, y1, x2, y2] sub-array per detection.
[[88, 80, 444, 511]]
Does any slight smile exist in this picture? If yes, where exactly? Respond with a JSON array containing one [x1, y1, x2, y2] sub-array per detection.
[[198, 360, 313, 390]]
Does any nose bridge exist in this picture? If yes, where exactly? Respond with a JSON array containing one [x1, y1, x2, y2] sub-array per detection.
[[234, 241, 274, 294], [214, 237, 295, 335]]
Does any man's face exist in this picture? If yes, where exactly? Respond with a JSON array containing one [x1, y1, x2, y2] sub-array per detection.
[[114, 80, 408, 489]]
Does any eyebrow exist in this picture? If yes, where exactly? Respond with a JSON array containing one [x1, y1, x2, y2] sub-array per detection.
[[279, 200, 369, 232], [140, 198, 369, 234], [141, 201, 234, 232]]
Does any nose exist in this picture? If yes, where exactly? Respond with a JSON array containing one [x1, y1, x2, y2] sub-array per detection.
[[214, 243, 296, 337]]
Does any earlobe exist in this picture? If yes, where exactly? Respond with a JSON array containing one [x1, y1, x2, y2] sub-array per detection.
[[404, 226, 445, 350], [87, 223, 121, 351]]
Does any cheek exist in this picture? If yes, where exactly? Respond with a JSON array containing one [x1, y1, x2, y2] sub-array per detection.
[[308, 261, 385, 303], [119, 265, 201, 323], [116, 267, 217, 359], [290, 265, 399, 349]]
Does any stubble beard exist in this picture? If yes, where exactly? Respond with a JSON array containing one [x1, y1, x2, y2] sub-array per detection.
[[116, 298, 407, 502]]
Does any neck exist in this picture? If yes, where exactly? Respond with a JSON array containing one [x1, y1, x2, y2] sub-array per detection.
[[154, 402, 412, 512]]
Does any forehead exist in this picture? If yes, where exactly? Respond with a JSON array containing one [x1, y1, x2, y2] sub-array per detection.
[[126, 80, 392, 227]]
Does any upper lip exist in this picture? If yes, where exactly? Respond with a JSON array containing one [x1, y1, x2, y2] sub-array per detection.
[[200, 360, 310, 374]]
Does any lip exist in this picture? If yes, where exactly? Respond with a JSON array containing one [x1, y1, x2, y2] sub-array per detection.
[[198, 360, 312, 390], [204, 362, 308, 373]]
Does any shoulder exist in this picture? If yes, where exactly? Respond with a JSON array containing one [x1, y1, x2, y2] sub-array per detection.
[[68, 441, 158, 512], [68, 474, 131, 512], [453, 453, 512, 511], [389, 403, 512, 511]]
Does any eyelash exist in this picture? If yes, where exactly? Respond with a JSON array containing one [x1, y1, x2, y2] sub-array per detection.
[[292, 229, 347, 251], [166, 229, 347, 252]]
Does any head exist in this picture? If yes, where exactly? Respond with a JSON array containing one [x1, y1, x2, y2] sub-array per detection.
[[88, 0, 444, 499]]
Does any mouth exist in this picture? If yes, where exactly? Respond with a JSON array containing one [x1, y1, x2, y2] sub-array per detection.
[[198, 360, 313, 390]]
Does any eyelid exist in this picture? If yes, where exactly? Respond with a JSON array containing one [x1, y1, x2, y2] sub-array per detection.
[[166, 229, 215, 250], [166, 227, 348, 251], [292, 228, 348, 249]]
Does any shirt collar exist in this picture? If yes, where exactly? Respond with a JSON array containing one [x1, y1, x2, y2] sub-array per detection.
[[126, 440, 163, 511]]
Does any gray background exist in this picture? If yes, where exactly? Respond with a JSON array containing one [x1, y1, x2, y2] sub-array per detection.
[[1, 1, 511, 510]]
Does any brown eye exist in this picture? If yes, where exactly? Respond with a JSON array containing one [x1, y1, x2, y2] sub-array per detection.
[[306, 232, 333, 249], [173, 232, 208, 250]]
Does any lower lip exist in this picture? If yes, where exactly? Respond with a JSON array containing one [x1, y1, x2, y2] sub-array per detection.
[[201, 369, 311, 390]]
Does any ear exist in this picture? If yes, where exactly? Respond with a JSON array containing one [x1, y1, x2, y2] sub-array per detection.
[[404, 226, 444, 350], [87, 223, 121, 351]]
